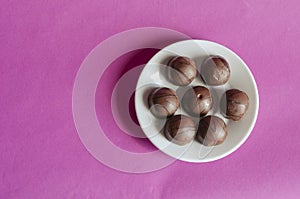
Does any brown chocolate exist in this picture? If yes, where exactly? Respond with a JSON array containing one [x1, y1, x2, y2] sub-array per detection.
[[164, 114, 196, 145], [167, 56, 197, 86], [201, 56, 230, 85], [197, 116, 227, 146], [182, 86, 213, 117], [220, 89, 249, 121], [148, 87, 179, 118]]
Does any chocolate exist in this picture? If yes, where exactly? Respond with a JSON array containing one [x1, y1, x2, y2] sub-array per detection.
[[148, 87, 179, 118], [167, 56, 197, 86], [196, 116, 227, 146], [201, 56, 230, 85], [220, 89, 249, 121], [182, 86, 213, 117], [164, 114, 196, 145]]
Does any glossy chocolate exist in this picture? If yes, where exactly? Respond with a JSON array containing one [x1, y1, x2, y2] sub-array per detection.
[[197, 115, 227, 146], [164, 114, 196, 145], [182, 86, 213, 117], [148, 87, 179, 118], [167, 56, 197, 86], [220, 89, 249, 121], [201, 56, 230, 85]]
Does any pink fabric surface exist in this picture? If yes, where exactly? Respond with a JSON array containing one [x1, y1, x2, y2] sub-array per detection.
[[1, 0, 300, 198]]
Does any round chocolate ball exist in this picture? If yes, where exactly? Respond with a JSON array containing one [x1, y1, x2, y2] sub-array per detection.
[[197, 116, 227, 146], [220, 89, 249, 121], [148, 87, 179, 118], [167, 56, 197, 86], [182, 86, 213, 117], [201, 56, 230, 85], [164, 114, 196, 145]]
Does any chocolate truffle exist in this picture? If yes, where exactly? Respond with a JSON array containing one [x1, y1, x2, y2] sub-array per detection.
[[182, 86, 213, 117], [148, 87, 179, 118], [164, 115, 196, 145], [167, 56, 197, 86], [197, 116, 227, 146], [220, 89, 249, 121], [201, 56, 230, 85]]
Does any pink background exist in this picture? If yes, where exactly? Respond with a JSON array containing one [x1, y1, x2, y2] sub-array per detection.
[[1, 0, 300, 198]]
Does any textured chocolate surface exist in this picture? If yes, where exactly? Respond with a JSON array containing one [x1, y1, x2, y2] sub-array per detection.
[[182, 86, 213, 117], [148, 87, 179, 118], [197, 116, 227, 146], [167, 56, 197, 86], [164, 114, 196, 145], [201, 56, 230, 85], [220, 89, 249, 121]]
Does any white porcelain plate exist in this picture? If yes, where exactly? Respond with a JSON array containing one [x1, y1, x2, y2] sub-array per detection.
[[135, 40, 259, 162]]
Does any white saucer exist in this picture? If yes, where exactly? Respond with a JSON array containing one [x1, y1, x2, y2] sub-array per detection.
[[135, 40, 259, 162]]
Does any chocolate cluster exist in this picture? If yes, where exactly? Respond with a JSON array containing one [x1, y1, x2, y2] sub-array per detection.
[[147, 55, 249, 146]]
